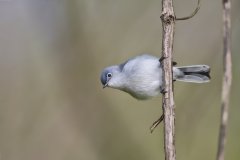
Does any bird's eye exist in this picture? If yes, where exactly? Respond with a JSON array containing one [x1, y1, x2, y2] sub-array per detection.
[[107, 73, 112, 78]]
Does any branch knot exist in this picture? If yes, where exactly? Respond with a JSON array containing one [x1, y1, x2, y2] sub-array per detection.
[[160, 12, 175, 24]]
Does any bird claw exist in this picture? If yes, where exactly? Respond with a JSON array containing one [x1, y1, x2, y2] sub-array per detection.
[[159, 56, 177, 66], [160, 86, 167, 94], [159, 56, 168, 63], [172, 61, 177, 66]]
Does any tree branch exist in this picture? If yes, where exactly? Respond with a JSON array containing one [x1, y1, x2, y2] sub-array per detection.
[[176, 0, 200, 21], [150, 0, 202, 134], [161, 0, 176, 160], [150, 114, 164, 133], [216, 0, 232, 160]]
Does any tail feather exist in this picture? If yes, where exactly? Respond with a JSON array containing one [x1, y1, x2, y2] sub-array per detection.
[[175, 65, 211, 83], [176, 65, 210, 73]]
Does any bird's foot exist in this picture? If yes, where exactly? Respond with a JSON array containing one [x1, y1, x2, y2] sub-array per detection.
[[159, 56, 177, 66], [159, 56, 168, 63], [172, 61, 177, 66], [160, 86, 167, 94]]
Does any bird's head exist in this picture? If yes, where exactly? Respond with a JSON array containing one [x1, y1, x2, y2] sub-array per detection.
[[100, 65, 123, 89]]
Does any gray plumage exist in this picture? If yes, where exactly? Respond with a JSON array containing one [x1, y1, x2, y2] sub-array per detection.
[[100, 54, 210, 100]]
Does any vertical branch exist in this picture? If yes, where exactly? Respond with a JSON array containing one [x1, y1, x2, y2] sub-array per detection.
[[161, 0, 176, 160], [217, 0, 232, 160]]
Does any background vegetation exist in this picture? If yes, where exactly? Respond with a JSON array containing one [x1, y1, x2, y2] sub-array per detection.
[[0, 0, 239, 160]]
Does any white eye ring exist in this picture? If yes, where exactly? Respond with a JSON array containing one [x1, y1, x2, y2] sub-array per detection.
[[107, 73, 112, 78]]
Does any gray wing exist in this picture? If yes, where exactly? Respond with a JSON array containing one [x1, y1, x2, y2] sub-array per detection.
[[119, 54, 159, 71], [119, 59, 130, 71]]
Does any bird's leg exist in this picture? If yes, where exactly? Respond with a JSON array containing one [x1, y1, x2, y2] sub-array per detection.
[[159, 56, 177, 67], [159, 56, 168, 63], [150, 114, 164, 133]]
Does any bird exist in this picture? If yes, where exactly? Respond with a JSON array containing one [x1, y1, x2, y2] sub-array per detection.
[[100, 54, 210, 100]]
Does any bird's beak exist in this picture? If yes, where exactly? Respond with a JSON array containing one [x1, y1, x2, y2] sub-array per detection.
[[103, 83, 108, 89], [103, 78, 111, 89]]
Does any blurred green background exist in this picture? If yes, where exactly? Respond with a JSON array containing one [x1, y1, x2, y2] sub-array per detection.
[[0, 0, 240, 160]]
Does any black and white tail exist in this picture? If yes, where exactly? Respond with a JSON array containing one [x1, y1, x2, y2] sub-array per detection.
[[174, 65, 211, 83]]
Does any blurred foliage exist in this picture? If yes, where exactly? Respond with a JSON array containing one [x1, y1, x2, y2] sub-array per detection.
[[0, 0, 239, 160]]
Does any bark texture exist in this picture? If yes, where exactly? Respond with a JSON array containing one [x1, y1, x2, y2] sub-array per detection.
[[216, 0, 232, 160], [161, 0, 176, 160]]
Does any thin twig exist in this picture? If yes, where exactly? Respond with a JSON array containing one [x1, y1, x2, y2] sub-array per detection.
[[216, 0, 232, 160], [161, 0, 176, 159], [176, 0, 200, 20], [150, 114, 164, 133]]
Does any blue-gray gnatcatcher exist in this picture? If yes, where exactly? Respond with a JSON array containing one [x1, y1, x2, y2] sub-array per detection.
[[100, 54, 210, 100]]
